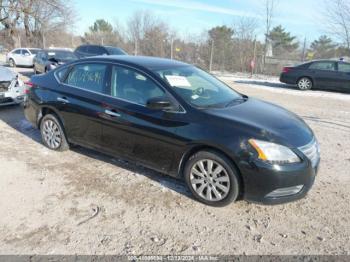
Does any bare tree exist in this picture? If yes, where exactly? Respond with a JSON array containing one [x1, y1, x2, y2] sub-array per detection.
[[234, 17, 258, 72], [0, 0, 75, 48], [323, 0, 350, 49], [262, 0, 277, 70]]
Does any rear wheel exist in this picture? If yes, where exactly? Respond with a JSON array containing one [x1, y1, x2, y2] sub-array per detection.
[[184, 151, 240, 207], [40, 114, 69, 151], [297, 77, 313, 90], [9, 58, 16, 68]]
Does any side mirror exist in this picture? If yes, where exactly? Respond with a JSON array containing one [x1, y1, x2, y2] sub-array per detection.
[[146, 97, 174, 111]]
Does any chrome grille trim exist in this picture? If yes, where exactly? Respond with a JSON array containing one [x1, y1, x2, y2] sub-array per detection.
[[298, 138, 320, 168]]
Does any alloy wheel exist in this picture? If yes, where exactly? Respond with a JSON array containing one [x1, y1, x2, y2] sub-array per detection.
[[298, 78, 312, 90], [42, 119, 62, 149], [190, 159, 231, 202]]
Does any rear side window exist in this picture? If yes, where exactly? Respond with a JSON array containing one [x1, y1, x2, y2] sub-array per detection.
[[56, 67, 70, 82], [22, 49, 30, 55], [64, 63, 108, 93], [338, 63, 350, 73], [309, 62, 336, 71]]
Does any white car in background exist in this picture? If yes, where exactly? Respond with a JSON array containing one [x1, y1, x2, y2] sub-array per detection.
[[6, 48, 41, 67], [0, 66, 25, 106]]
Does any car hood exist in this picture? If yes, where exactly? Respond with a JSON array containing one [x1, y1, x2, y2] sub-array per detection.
[[0, 66, 17, 81], [207, 97, 314, 148]]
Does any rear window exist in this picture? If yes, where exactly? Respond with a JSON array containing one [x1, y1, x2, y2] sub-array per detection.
[[105, 46, 127, 55]]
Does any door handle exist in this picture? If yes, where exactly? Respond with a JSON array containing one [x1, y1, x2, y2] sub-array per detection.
[[105, 109, 121, 118], [57, 97, 69, 103]]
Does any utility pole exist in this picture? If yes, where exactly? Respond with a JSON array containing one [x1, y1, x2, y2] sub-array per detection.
[[209, 39, 214, 72], [301, 37, 307, 62], [170, 38, 174, 60], [134, 39, 138, 56], [251, 37, 257, 76]]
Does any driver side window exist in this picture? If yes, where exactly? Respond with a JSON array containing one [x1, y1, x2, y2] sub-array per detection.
[[110, 66, 165, 106]]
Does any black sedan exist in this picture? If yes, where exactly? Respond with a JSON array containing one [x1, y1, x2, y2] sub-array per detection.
[[280, 60, 350, 92], [34, 49, 78, 74], [24, 56, 320, 206], [74, 44, 127, 59]]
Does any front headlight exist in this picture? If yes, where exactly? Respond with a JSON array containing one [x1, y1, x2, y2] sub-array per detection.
[[249, 139, 300, 164]]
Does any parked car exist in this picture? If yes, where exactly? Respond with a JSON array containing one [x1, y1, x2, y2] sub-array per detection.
[[0, 66, 25, 106], [280, 59, 350, 93], [33, 49, 78, 74], [24, 56, 320, 207], [74, 44, 127, 58], [6, 48, 41, 67]]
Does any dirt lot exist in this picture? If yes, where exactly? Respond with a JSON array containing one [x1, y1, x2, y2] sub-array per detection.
[[0, 67, 350, 255]]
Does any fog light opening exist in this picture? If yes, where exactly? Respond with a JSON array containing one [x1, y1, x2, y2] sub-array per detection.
[[266, 185, 304, 198]]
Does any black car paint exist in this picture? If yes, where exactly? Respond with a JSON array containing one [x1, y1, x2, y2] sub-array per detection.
[[74, 45, 127, 59], [24, 56, 319, 204], [280, 60, 350, 92]]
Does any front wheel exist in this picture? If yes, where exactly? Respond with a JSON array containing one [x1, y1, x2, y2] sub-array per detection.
[[184, 151, 240, 207], [297, 77, 313, 90], [40, 114, 69, 151]]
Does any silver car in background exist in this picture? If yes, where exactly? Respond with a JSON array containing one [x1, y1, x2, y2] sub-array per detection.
[[0, 66, 25, 106], [6, 48, 41, 67]]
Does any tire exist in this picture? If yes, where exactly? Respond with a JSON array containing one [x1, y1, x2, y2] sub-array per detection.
[[40, 114, 69, 152], [184, 150, 240, 207], [297, 77, 313, 90], [9, 58, 16, 68]]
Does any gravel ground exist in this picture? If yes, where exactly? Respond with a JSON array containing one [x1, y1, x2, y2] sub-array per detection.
[[0, 67, 350, 255]]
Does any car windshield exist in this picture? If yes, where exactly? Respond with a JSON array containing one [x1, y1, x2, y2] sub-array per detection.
[[105, 46, 127, 55], [47, 50, 77, 60], [154, 66, 243, 108], [29, 49, 40, 55]]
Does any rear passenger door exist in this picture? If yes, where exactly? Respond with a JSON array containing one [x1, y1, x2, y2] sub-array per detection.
[[336, 62, 350, 92], [57, 63, 109, 149], [308, 61, 338, 88]]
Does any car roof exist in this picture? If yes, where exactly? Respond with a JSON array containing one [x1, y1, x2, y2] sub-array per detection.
[[79, 55, 190, 70], [43, 49, 73, 52]]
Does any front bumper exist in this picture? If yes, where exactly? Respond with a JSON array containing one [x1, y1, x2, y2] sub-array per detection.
[[239, 158, 319, 205]]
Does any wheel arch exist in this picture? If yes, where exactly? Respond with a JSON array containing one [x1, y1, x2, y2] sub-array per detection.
[[37, 106, 65, 130], [178, 144, 245, 198]]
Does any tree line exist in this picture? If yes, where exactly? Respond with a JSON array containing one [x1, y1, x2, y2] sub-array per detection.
[[1, 0, 350, 74]]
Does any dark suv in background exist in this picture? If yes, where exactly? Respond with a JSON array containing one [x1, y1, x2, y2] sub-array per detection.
[[74, 45, 127, 58], [280, 60, 350, 93]]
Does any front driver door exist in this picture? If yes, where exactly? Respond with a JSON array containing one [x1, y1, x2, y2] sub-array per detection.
[[100, 65, 185, 173]]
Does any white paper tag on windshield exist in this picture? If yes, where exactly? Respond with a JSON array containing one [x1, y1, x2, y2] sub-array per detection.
[[165, 75, 191, 87]]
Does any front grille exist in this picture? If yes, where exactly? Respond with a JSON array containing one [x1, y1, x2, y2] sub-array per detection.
[[298, 138, 320, 168], [0, 97, 14, 104], [0, 81, 11, 92]]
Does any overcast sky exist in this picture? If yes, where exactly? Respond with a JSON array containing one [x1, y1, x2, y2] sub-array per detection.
[[74, 0, 327, 43]]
